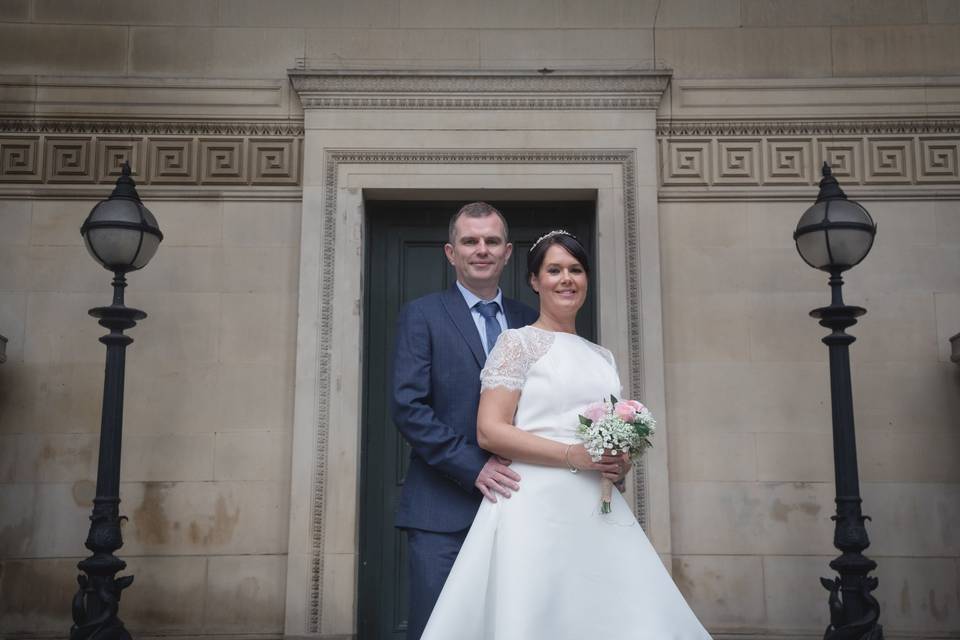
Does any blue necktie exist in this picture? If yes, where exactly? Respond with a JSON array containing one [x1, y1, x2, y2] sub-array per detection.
[[476, 301, 502, 355]]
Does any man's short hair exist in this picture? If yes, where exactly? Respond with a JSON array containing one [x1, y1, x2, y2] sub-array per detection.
[[448, 202, 509, 244]]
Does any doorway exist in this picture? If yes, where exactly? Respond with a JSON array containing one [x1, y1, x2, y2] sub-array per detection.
[[358, 198, 596, 639]]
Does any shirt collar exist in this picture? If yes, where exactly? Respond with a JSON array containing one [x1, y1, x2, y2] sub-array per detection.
[[456, 281, 503, 311]]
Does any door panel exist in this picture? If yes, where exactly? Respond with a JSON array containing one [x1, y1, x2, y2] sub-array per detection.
[[359, 200, 595, 640]]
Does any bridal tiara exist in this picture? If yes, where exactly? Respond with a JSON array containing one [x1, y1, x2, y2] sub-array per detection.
[[529, 229, 575, 252]]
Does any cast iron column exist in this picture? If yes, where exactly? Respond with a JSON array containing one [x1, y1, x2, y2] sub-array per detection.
[[813, 270, 883, 640], [70, 273, 145, 640]]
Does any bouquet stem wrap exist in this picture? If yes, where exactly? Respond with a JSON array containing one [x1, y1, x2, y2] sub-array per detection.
[[600, 478, 614, 514]]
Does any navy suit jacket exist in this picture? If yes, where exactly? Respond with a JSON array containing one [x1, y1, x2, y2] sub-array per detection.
[[391, 284, 539, 533]]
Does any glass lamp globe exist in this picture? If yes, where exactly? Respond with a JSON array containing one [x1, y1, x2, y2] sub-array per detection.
[[794, 163, 876, 272], [81, 162, 163, 273]]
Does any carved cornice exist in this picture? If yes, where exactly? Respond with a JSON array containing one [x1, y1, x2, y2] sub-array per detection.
[[0, 117, 304, 137], [290, 69, 672, 110], [658, 118, 960, 137]]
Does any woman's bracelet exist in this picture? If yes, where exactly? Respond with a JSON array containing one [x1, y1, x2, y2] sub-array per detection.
[[563, 444, 579, 474]]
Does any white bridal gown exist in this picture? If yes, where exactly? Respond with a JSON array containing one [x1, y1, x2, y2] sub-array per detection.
[[421, 326, 712, 640]]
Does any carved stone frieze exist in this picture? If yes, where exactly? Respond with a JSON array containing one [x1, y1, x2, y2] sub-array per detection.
[[290, 69, 672, 110], [659, 118, 960, 194], [0, 119, 303, 187]]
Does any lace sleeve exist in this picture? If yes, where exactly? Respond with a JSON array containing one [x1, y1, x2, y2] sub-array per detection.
[[480, 329, 531, 391]]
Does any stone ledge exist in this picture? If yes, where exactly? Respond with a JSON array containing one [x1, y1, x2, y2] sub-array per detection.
[[289, 68, 673, 110]]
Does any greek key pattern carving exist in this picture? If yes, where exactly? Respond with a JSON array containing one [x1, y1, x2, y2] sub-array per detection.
[[309, 148, 649, 632], [0, 137, 41, 182], [0, 126, 302, 186], [659, 119, 960, 190]]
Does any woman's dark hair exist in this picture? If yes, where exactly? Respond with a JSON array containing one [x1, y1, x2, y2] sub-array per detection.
[[526, 232, 590, 288]]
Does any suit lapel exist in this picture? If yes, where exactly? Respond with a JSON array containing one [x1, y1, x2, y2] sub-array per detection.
[[440, 285, 486, 367]]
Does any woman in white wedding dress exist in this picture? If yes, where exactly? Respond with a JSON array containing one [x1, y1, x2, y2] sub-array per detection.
[[420, 231, 712, 640]]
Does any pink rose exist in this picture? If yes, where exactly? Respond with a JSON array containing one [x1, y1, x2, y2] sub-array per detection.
[[615, 399, 645, 422], [614, 401, 637, 422], [582, 402, 607, 422]]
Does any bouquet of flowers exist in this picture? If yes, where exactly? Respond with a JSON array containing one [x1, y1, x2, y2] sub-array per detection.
[[577, 395, 656, 514]]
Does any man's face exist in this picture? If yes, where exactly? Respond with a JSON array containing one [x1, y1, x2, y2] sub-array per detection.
[[444, 214, 513, 294]]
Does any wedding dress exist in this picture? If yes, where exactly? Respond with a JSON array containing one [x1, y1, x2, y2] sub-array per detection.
[[420, 326, 712, 640]]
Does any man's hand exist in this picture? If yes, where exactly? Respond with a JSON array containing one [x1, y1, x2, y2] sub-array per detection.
[[475, 455, 521, 503]]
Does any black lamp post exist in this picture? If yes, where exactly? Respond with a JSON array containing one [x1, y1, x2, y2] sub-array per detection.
[[71, 162, 162, 640], [794, 163, 882, 640]]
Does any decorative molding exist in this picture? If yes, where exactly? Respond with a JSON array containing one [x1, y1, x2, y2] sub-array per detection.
[[309, 148, 649, 632], [300, 96, 661, 110], [657, 119, 960, 137], [658, 118, 960, 195], [0, 120, 303, 187], [0, 117, 304, 137], [290, 69, 672, 110]]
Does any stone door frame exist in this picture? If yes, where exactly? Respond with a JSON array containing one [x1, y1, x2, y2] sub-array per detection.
[[285, 70, 672, 638]]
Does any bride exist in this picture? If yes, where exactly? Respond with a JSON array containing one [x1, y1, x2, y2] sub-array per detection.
[[420, 230, 712, 640]]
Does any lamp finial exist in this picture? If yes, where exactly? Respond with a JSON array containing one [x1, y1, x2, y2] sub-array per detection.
[[110, 160, 142, 202], [816, 162, 846, 202]]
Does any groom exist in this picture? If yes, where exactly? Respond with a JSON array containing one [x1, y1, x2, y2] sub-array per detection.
[[391, 202, 539, 640]]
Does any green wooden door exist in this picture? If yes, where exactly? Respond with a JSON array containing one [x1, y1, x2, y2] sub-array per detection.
[[359, 200, 595, 640]]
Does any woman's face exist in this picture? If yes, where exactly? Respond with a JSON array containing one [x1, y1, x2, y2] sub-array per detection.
[[530, 243, 588, 316]]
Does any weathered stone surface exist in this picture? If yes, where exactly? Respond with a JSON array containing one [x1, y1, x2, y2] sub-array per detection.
[[306, 27, 482, 69], [34, 0, 219, 25], [204, 554, 286, 631], [479, 28, 655, 69], [832, 25, 960, 76], [671, 480, 836, 556], [672, 555, 766, 627], [122, 556, 207, 633], [655, 0, 741, 28], [556, 0, 659, 28], [221, 0, 398, 28], [742, 0, 925, 27], [657, 27, 833, 78], [0, 24, 127, 74], [0, 558, 79, 634], [0, 0, 29, 21], [129, 27, 305, 77]]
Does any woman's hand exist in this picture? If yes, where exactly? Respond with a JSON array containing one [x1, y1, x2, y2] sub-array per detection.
[[566, 444, 624, 477]]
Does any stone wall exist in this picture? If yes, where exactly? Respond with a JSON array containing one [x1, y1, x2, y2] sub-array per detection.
[[1, 1, 959, 638], [0, 195, 301, 635], [660, 194, 960, 636]]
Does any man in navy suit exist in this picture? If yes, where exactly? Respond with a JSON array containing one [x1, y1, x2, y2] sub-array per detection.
[[391, 202, 539, 640]]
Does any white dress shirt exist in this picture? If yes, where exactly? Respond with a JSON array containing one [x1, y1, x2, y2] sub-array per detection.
[[456, 281, 508, 354]]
